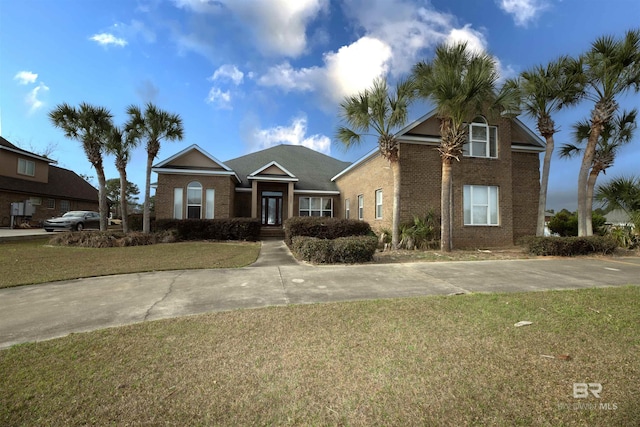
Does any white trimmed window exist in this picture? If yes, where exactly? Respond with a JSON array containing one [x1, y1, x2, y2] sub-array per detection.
[[60, 200, 70, 213], [18, 158, 35, 176], [345, 199, 350, 219], [463, 116, 497, 158], [299, 197, 333, 217], [357, 194, 364, 220], [173, 188, 183, 219], [464, 185, 499, 226], [187, 181, 202, 219], [205, 189, 215, 219], [375, 189, 383, 219], [46, 198, 55, 209]]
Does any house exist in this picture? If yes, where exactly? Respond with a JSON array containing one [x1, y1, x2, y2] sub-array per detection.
[[0, 136, 99, 227], [153, 109, 544, 247]]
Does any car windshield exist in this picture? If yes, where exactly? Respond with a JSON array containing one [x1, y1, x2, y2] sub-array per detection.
[[62, 212, 85, 218]]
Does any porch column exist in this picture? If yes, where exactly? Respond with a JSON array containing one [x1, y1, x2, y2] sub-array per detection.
[[251, 180, 258, 218], [288, 182, 294, 220]]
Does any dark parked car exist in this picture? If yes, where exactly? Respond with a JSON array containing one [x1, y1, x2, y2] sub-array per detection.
[[44, 211, 101, 232]]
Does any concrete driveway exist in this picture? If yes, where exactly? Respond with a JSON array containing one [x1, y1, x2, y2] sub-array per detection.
[[1, 248, 639, 349]]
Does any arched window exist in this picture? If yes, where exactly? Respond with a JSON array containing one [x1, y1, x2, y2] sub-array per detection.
[[464, 116, 498, 158], [187, 181, 202, 218]]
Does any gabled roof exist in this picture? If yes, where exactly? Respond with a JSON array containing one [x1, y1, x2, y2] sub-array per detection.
[[225, 145, 351, 192], [0, 136, 55, 163], [0, 165, 98, 201], [248, 161, 298, 182], [152, 144, 240, 182]]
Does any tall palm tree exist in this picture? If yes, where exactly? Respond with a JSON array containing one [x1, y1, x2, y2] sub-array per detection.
[[412, 42, 501, 252], [105, 125, 138, 233], [127, 103, 184, 233], [336, 77, 415, 249], [596, 175, 640, 232], [503, 57, 583, 236], [49, 102, 113, 231], [560, 109, 637, 235], [574, 29, 640, 236]]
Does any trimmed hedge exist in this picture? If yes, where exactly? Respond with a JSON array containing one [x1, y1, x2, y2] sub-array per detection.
[[154, 218, 261, 241], [291, 235, 378, 263], [284, 217, 373, 246], [522, 236, 618, 256]]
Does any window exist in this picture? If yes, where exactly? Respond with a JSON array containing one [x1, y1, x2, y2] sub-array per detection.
[[463, 116, 497, 158], [299, 197, 333, 217], [464, 185, 499, 226], [187, 181, 202, 219], [46, 198, 55, 209], [173, 188, 183, 219], [357, 195, 364, 220], [205, 189, 215, 219], [60, 200, 70, 213], [375, 189, 383, 219], [18, 158, 35, 176], [345, 199, 350, 219]]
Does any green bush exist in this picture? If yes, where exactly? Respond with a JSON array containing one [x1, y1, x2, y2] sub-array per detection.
[[154, 218, 261, 241], [291, 235, 378, 263], [548, 210, 606, 236], [127, 214, 156, 232], [523, 236, 618, 256], [399, 211, 440, 250], [284, 217, 373, 246]]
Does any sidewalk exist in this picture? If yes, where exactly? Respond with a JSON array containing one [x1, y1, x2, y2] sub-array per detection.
[[1, 241, 639, 349]]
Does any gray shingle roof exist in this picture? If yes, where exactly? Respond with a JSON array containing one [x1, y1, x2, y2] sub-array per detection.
[[225, 145, 351, 192]]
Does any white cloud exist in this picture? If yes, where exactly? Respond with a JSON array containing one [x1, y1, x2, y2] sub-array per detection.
[[250, 115, 331, 154], [173, 0, 328, 57], [258, 36, 392, 106], [210, 64, 244, 85], [90, 33, 128, 47], [498, 0, 548, 27], [446, 25, 489, 55], [206, 87, 232, 109], [26, 82, 49, 114], [14, 71, 38, 85]]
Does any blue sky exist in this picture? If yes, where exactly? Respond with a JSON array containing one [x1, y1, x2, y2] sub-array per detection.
[[2, 0, 639, 211]]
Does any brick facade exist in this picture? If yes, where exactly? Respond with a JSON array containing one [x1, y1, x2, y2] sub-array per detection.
[[155, 174, 235, 219]]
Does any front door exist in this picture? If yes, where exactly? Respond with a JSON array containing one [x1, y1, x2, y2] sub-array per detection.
[[261, 192, 283, 226]]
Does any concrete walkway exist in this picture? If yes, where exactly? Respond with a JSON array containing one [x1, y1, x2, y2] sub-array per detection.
[[1, 240, 639, 349]]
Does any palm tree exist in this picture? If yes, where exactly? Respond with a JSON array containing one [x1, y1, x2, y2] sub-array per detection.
[[596, 175, 640, 232], [105, 125, 138, 233], [127, 103, 184, 233], [560, 109, 637, 235], [49, 102, 113, 231], [412, 42, 502, 252], [503, 57, 583, 236], [574, 29, 640, 236], [336, 77, 415, 249]]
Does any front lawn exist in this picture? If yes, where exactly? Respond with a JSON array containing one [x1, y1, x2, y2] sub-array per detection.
[[1, 286, 638, 425], [0, 238, 260, 288]]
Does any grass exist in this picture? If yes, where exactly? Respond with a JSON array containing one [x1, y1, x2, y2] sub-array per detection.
[[1, 286, 638, 426], [0, 238, 260, 288]]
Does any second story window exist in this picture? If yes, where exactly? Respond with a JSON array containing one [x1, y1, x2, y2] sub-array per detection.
[[18, 158, 35, 176], [464, 116, 497, 158]]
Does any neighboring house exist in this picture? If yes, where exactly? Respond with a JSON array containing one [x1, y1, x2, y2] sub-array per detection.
[[0, 136, 99, 227], [604, 209, 634, 227], [153, 109, 544, 247]]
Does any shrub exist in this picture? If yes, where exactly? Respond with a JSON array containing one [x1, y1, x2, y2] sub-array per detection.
[[548, 210, 606, 236], [284, 217, 372, 246], [48, 231, 163, 248], [523, 236, 618, 256], [399, 211, 440, 250], [127, 214, 156, 232], [291, 235, 377, 263], [154, 218, 261, 241]]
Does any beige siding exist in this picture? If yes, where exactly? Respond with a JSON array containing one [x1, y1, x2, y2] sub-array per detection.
[[0, 151, 49, 183]]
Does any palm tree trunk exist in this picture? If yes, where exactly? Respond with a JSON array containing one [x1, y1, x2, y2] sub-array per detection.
[[586, 169, 600, 236], [537, 135, 554, 236], [118, 167, 129, 234], [95, 165, 109, 231], [391, 160, 401, 249], [143, 154, 153, 234], [441, 159, 453, 252]]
